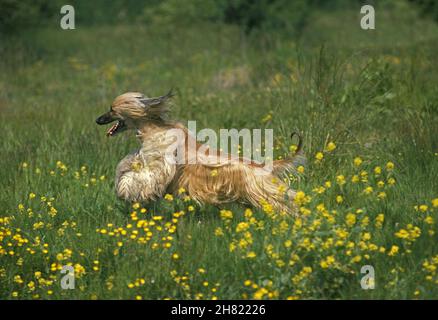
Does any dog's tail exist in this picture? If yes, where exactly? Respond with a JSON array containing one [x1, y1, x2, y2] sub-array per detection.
[[272, 131, 306, 177]]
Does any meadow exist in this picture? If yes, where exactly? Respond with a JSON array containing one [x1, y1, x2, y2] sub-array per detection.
[[1, 3, 438, 299]]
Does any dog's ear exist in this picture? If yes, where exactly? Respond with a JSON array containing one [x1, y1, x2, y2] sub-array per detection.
[[139, 89, 174, 109], [139, 89, 174, 119]]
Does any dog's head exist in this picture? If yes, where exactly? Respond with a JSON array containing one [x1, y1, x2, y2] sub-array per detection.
[[96, 90, 173, 137]]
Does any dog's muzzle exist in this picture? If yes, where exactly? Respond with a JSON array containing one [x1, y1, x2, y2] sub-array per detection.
[[96, 112, 127, 137], [96, 112, 114, 125]]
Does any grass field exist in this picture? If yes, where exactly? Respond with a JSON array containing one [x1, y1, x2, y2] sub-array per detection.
[[1, 3, 438, 299]]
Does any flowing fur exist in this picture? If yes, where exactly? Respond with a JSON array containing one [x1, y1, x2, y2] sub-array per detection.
[[96, 91, 304, 215]]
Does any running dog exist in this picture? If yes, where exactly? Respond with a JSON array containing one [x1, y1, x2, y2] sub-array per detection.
[[96, 90, 303, 214]]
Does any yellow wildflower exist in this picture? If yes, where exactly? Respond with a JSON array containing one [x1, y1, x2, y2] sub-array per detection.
[[375, 214, 384, 228], [424, 216, 434, 225], [236, 222, 249, 233], [326, 142, 336, 152], [164, 194, 174, 201], [388, 245, 399, 256], [345, 213, 356, 227], [377, 192, 387, 199], [336, 175, 346, 186], [220, 210, 233, 220], [386, 162, 394, 170], [315, 152, 324, 162], [364, 186, 373, 195], [354, 157, 363, 166], [178, 187, 186, 194], [215, 227, 224, 236], [374, 166, 382, 175]]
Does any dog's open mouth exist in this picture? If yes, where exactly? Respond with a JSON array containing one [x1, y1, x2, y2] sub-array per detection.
[[106, 120, 127, 137]]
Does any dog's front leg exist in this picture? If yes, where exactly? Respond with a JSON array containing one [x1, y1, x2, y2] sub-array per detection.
[[115, 153, 176, 203]]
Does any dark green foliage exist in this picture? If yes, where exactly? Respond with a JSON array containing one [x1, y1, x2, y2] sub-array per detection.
[[0, 0, 59, 33], [0, 0, 369, 36], [408, 0, 438, 21], [219, 0, 360, 34]]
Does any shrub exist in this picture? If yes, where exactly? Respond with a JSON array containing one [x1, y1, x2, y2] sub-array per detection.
[[408, 0, 438, 22]]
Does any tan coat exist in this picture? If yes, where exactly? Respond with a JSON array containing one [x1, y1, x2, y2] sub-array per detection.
[[96, 91, 302, 214]]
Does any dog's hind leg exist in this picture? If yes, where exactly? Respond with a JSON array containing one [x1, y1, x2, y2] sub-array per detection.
[[242, 172, 298, 216]]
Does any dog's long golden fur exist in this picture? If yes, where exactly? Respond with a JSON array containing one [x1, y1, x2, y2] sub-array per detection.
[[96, 91, 303, 214]]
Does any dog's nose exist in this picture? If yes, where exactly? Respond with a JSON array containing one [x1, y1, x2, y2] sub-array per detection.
[[96, 113, 112, 125], [96, 117, 104, 125]]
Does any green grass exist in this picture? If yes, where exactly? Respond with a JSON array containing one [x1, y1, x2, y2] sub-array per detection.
[[1, 4, 438, 299]]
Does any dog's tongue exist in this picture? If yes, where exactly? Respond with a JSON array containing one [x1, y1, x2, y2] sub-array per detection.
[[106, 123, 118, 137]]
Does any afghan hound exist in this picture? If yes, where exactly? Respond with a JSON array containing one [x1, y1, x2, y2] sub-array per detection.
[[96, 90, 304, 214]]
